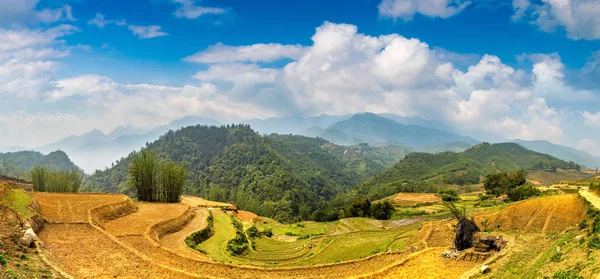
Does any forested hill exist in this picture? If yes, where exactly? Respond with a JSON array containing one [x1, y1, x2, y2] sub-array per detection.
[[0, 150, 79, 178], [353, 142, 579, 200], [86, 125, 387, 222]]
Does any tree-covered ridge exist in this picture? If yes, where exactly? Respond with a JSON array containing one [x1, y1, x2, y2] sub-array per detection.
[[86, 125, 384, 222], [354, 142, 578, 200], [0, 150, 79, 178]]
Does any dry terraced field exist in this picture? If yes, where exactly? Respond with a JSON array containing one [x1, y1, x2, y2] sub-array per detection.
[[30, 190, 596, 279]]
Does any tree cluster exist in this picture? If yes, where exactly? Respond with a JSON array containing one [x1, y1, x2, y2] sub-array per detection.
[[483, 170, 539, 201], [128, 150, 186, 203], [345, 199, 396, 220], [31, 166, 84, 193]]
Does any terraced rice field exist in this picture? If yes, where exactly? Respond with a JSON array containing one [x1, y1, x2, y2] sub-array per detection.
[[31, 191, 513, 278], [104, 202, 188, 236], [474, 194, 586, 233], [392, 193, 441, 206], [32, 192, 126, 223]]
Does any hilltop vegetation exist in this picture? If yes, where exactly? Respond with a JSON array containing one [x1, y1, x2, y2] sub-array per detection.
[[86, 125, 384, 222], [0, 150, 79, 179], [354, 142, 578, 200]]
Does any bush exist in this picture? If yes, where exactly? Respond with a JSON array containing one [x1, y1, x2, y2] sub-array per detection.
[[0, 253, 7, 266], [226, 216, 251, 255], [246, 225, 260, 238], [438, 189, 459, 202], [588, 235, 600, 249], [370, 201, 395, 220], [484, 170, 527, 196], [507, 185, 540, 201], [262, 227, 273, 237], [579, 219, 588, 229], [593, 216, 600, 234]]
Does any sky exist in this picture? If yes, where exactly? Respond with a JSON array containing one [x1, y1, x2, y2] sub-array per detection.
[[1, 0, 600, 155]]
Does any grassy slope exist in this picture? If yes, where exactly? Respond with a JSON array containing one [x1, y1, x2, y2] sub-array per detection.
[[2, 188, 34, 217], [354, 142, 576, 200]]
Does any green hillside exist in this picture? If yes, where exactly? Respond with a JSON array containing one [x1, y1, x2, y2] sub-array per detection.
[[0, 150, 79, 179], [353, 142, 579, 200], [86, 125, 385, 222]]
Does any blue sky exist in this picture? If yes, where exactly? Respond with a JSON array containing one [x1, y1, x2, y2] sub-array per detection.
[[1, 0, 600, 155]]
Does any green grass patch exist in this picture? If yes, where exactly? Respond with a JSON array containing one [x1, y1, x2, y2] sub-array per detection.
[[2, 188, 33, 217]]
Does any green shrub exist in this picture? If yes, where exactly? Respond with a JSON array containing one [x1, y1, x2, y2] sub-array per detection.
[[552, 264, 584, 279], [507, 185, 540, 201], [226, 216, 251, 255], [262, 227, 273, 237], [0, 253, 7, 266], [587, 207, 600, 218], [246, 225, 260, 238], [588, 235, 600, 249], [4, 269, 19, 279], [578, 219, 588, 229], [593, 217, 600, 234], [550, 252, 563, 262]]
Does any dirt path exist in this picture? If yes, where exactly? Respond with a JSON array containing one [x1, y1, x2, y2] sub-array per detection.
[[104, 202, 188, 236], [580, 190, 600, 209], [159, 208, 211, 260]]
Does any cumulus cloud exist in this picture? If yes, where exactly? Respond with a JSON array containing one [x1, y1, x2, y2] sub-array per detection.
[[512, 0, 600, 40], [378, 0, 471, 20], [184, 43, 307, 63], [128, 25, 168, 39], [2, 21, 599, 149], [171, 0, 227, 19]]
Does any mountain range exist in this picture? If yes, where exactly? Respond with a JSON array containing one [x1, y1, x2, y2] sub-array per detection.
[[12, 112, 599, 173]]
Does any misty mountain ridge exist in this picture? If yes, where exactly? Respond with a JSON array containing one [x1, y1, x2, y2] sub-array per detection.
[[304, 113, 479, 147]]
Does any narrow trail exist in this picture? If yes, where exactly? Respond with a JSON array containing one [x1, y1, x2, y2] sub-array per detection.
[[580, 190, 600, 210], [159, 208, 211, 260]]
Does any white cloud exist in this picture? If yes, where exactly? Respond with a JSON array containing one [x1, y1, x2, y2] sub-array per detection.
[[88, 14, 127, 28], [583, 111, 600, 127], [0, 0, 75, 24], [378, 0, 471, 20], [0, 25, 77, 99], [184, 43, 307, 63], [171, 0, 226, 19], [512, 0, 600, 40], [128, 25, 168, 39]]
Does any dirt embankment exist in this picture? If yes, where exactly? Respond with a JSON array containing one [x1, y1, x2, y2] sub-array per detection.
[[147, 207, 195, 242], [89, 197, 138, 228]]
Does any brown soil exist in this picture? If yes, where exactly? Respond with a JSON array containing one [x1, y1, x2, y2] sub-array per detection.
[[234, 210, 258, 222], [475, 194, 587, 233], [32, 192, 126, 223], [181, 196, 232, 208], [393, 193, 441, 206], [408, 220, 455, 249], [362, 248, 477, 279], [159, 208, 212, 260], [38, 224, 192, 279], [104, 202, 188, 236]]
